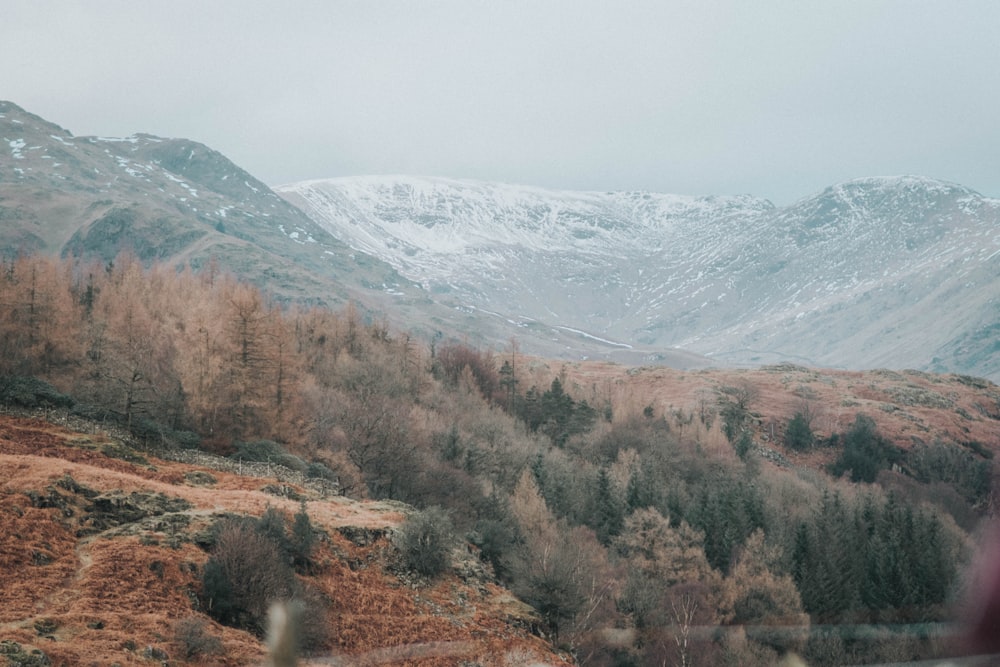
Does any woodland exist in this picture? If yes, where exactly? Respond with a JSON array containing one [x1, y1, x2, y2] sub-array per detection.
[[0, 252, 994, 666]]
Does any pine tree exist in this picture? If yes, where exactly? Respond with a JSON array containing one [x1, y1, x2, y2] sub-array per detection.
[[290, 501, 315, 573], [790, 522, 815, 607], [498, 359, 517, 412], [592, 467, 624, 544], [785, 410, 815, 451], [626, 466, 659, 513], [540, 378, 574, 446]]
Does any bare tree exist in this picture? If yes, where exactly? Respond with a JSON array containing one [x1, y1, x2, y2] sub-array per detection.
[[670, 589, 699, 667]]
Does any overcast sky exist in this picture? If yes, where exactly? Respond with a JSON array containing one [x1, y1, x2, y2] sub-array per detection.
[[3, 1, 998, 204]]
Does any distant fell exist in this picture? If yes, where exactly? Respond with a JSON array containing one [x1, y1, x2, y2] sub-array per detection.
[[279, 175, 1000, 381], [0, 100, 409, 307]]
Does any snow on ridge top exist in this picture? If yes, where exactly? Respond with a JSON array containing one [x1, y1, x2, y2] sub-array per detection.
[[278, 176, 775, 238], [829, 175, 979, 199], [92, 135, 141, 144], [278, 174, 768, 207], [280, 175, 770, 235], [281, 175, 627, 215], [775, 176, 986, 222], [278, 174, 778, 277], [88, 132, 164, 145]]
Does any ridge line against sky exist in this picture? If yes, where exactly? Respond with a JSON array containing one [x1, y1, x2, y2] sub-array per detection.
[[3, 0, 999, 206]]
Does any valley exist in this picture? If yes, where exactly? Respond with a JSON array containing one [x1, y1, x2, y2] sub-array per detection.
[[2, 100, 1000, 666]]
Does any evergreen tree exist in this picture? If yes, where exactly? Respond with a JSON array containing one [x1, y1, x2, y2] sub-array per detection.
[[471, 491, 520, 580], [790, 522, 814, 603], [498, 359, 518, 411], [201, 557, 236, 625], [912, 512, 953, 608], [290, 501, 316, 573], [785, 410, 815, 451], [591, 467, 624, 544], [517, 386, 544, 432], [540, 378, 575, 446], [734, 430, 754, 460], [518, 378, 598, 446], [830, 414, 901, 483], [256, 505, 291, 563], [795, 492, 862, 619], [625, 465, 660, 513], [688, 478, 766, 574]]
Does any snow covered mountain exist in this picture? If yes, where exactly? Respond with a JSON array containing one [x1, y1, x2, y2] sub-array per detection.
[[4, 100, 996, 380], [278, 175, 1000, 381]]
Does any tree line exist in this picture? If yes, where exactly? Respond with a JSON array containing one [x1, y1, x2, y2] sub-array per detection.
[[0, 252, 988, 666]]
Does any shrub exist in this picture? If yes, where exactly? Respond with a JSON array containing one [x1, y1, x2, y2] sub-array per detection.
[[290, 501, 316, 573], [306, 460, 337, 482], [201, 519, 295, 635], [0, 375, 73, 408], [171, 429, 202, 449], [231, 440, 307, 473], [257, 505, 293, 561], [393, 506, 456, 577], [69, 402, 119, 422], [172, 616, 223, 660], [907, 439, 991, 506], [830, 414, 901, 483]]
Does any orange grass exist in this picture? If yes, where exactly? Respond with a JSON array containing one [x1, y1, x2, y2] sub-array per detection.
[[0, 415, 567, 666]]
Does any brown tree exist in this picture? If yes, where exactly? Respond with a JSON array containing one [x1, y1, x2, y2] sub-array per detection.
[[508, 472, 619, 646], [718, 530, 808, 653], [615, 508, 716, 587], [77, 256, 181, 428], [0, 255, 81, 377]]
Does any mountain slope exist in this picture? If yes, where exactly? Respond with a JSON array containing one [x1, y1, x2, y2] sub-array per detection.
[[0, 412, 563, 666], [278, 175, 1000, 381], [0, 100, 411, 306], [4, 101, 996, 380]]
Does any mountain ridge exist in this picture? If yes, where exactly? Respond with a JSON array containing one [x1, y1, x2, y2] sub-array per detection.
[[0, 99, 415, 307], [3, 100, 997, 381], [278, 174, 1000, 381]]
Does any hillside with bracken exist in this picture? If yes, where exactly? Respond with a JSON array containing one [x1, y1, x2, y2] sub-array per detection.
[[0, 412, 564, 666], [2, 252, 1000, 665], [550, 360, 1000, 468]]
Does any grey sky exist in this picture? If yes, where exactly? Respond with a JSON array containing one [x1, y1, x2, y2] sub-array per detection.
[[3, 0, 998, 205]]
